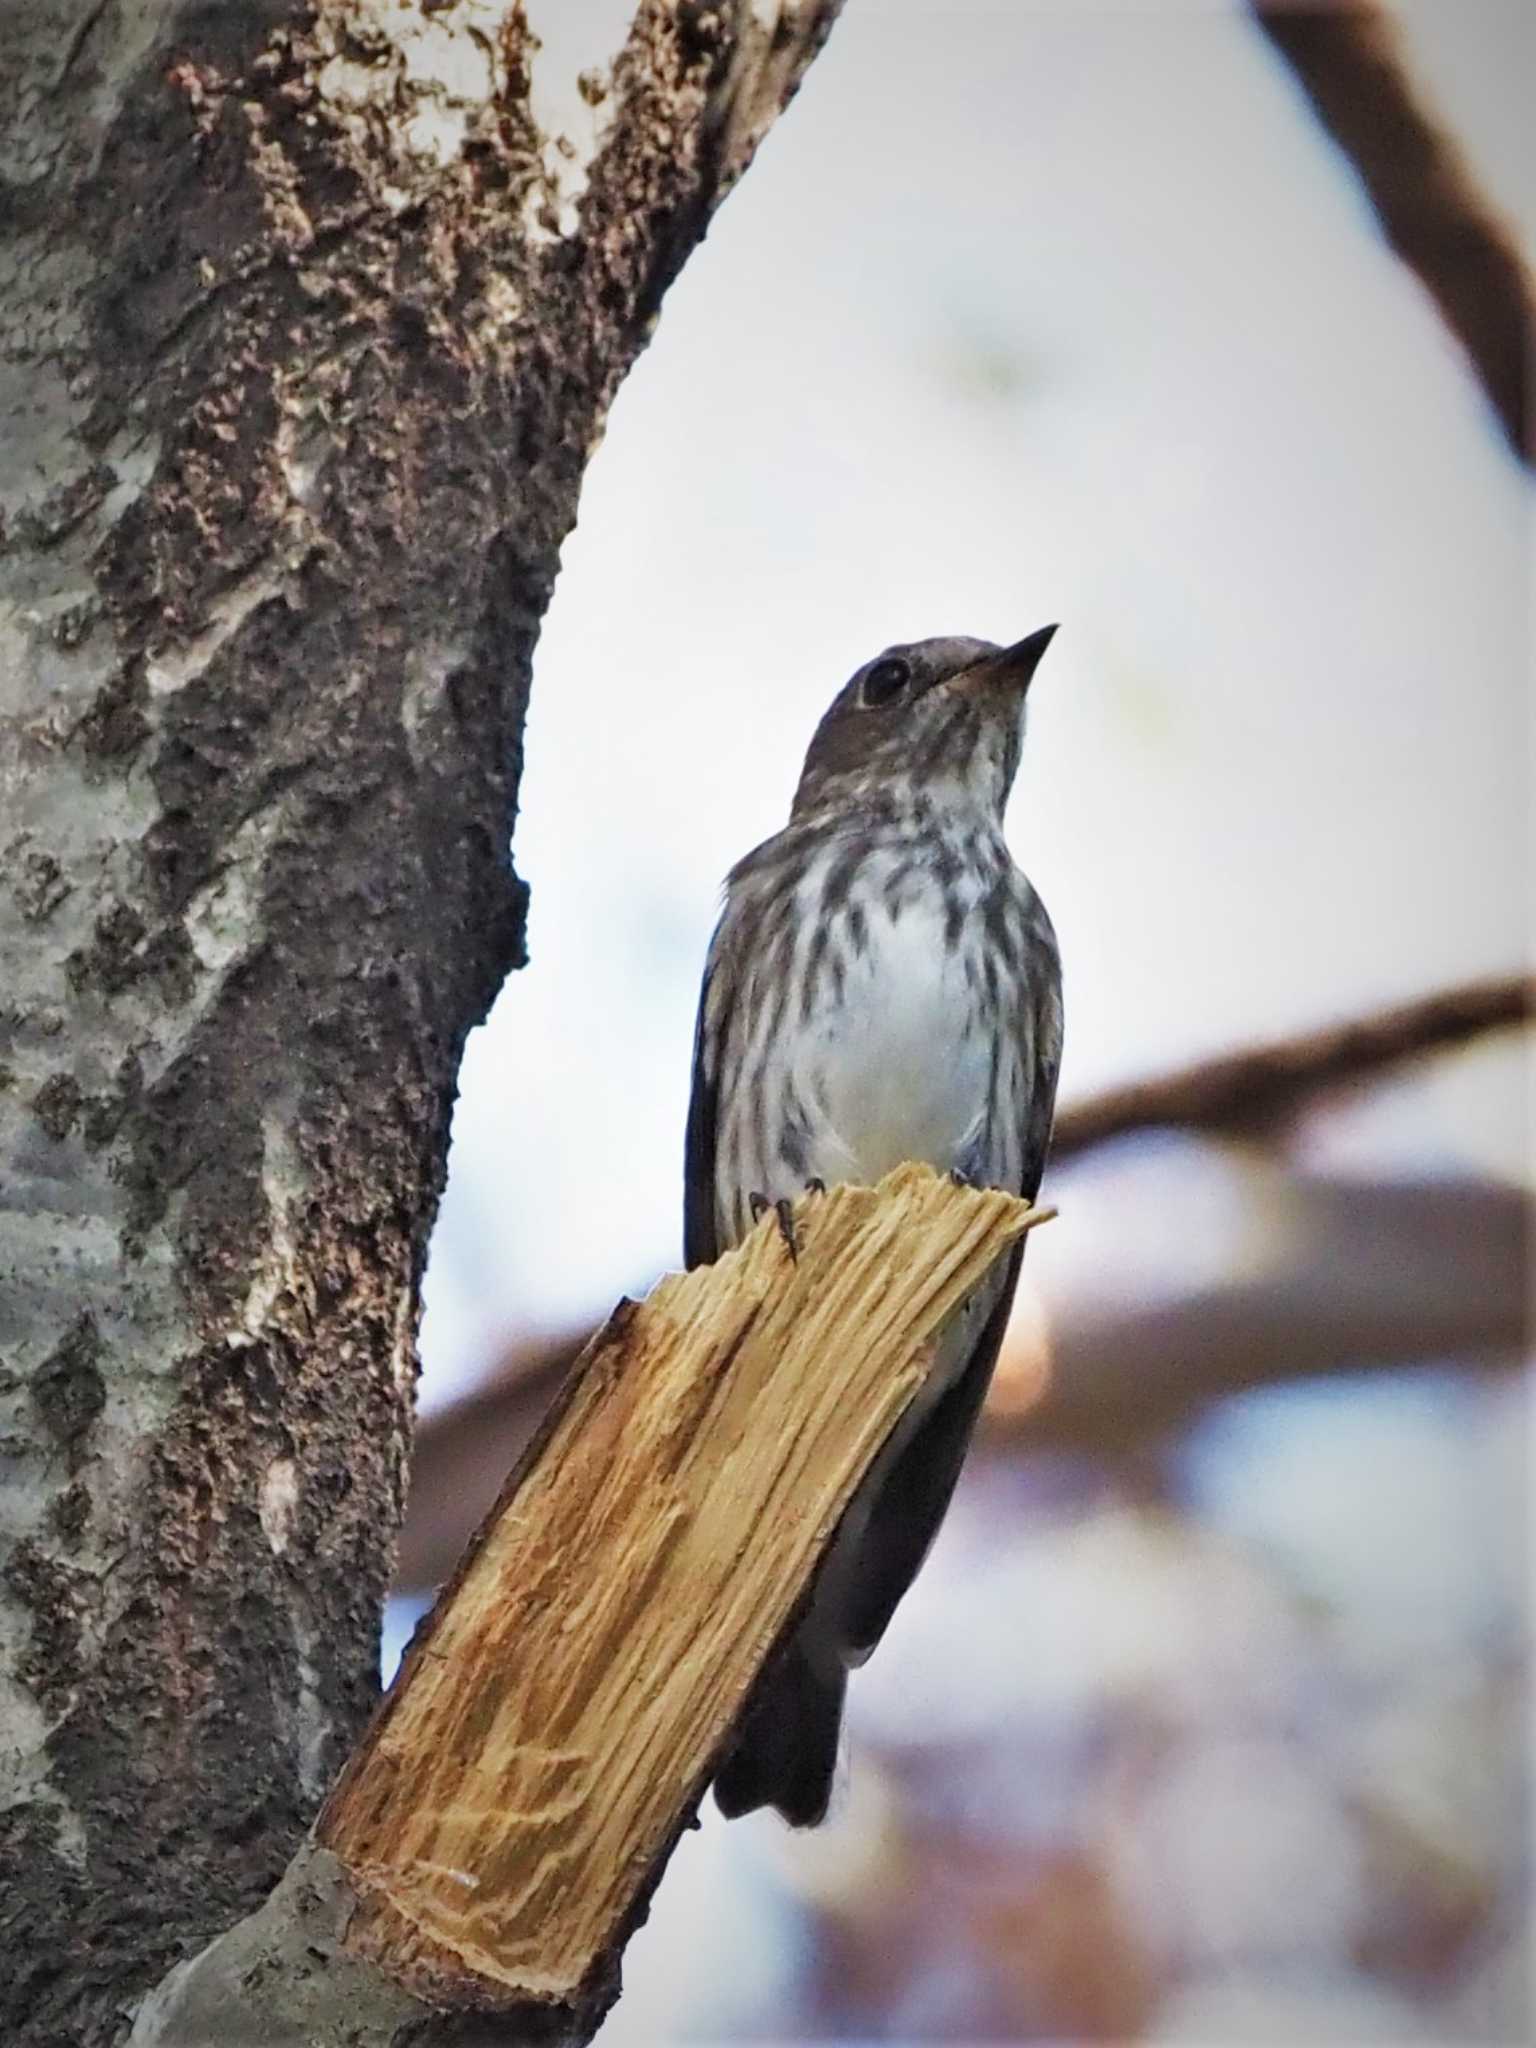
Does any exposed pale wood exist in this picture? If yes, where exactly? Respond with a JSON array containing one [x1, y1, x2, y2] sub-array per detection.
[[318, 1165, 1048, 2009]]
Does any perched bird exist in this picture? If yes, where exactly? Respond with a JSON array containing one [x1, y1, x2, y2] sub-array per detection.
[[684, 625, 1063, 1826]]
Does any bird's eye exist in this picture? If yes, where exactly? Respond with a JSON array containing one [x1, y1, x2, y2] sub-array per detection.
[[861, 657, 910, 707]]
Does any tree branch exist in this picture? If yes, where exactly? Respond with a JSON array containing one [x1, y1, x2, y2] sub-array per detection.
[[1051, 974, 1532, 1156], [130, 1168, 1048, 2045], [993, 1172, 1526, 1445], [583, 0, 843, 338], [1251, 0, 1533, 462]]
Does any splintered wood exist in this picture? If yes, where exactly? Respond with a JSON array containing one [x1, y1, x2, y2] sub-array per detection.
[[319, 1163, 1050, 2006]]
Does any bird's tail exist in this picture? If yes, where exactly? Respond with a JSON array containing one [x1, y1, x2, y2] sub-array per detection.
[[714, 1638, 846, 1828]]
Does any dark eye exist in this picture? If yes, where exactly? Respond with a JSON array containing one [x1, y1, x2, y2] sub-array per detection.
[[862, 657, 910, 707]]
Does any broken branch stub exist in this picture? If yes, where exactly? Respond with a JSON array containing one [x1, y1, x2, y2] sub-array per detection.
[[319, 1163, 1050, 2008]]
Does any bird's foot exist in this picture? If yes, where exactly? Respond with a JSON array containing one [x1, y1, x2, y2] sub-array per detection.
[[747, 1190, 801, 1262], [949, 1165, 976, 1188], [805, 1176, 826, 1196]]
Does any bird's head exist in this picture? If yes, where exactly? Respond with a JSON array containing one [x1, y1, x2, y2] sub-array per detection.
[[790, 626, 1058, 824]]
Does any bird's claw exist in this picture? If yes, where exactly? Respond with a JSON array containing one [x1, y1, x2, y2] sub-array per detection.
[[747, 1190, 800, 1262], [805, 1176, 826, 1196]]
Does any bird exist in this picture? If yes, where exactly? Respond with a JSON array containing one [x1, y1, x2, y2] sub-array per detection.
[[684, 624, 1063, 1826]]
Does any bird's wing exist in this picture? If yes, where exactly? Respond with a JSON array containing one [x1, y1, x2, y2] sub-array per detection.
[[1017, 926, 1064, 1208], [713, 1636, 847, 1828], [683, 962, 722, 1270], [840, 953, 1063, 1659], [839, 1240, 1022, 1656]]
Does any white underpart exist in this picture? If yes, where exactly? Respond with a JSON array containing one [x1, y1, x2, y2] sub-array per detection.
[[717, 831, 1019, 1225], [794, 876, 990, 1189]]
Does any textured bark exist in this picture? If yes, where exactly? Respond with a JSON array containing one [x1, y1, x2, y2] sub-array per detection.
[[130, 1170, 1047, 2046], [0, 3, 839, 2041]]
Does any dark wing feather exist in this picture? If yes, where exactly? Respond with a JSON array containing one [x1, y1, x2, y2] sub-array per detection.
[[691, 951, 849, 1826], [683, 965, 720, 1271], [841, 1239, 1022, 1654], [714, 1640, 846, 1827]]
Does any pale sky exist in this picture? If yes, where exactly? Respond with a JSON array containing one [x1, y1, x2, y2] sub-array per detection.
[[417, 0, 1530, 1404]]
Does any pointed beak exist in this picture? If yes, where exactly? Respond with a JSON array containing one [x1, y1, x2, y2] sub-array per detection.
[[954, 623, 1058, 704], [995, 622, 1058, 692]]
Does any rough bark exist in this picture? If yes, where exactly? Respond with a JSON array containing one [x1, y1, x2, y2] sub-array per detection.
[[130, 1169, 1048, 2046], [0, 4, 839, 2041]]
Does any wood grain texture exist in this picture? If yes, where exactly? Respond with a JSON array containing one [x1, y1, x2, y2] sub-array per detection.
[[319, 1164, 1049, 2007]]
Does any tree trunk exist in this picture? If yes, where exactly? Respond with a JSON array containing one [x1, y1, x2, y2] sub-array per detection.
[[0, 5, 837, 2041]]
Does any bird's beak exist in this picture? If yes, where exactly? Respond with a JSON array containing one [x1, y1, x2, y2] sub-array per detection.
[[955, 623, 1059, 701], [995, 623, 1058, 692]]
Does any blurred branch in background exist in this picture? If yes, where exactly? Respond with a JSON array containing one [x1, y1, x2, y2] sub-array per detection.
[[996, 1168, 1524, 1444], [1052, 973, 1532, 1154], [398, 977, 1530, 1593], [1251, 1, 1533, 462]]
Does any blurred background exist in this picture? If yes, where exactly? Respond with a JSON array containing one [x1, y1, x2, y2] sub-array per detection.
[[392, 2, 1531, 2040]]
